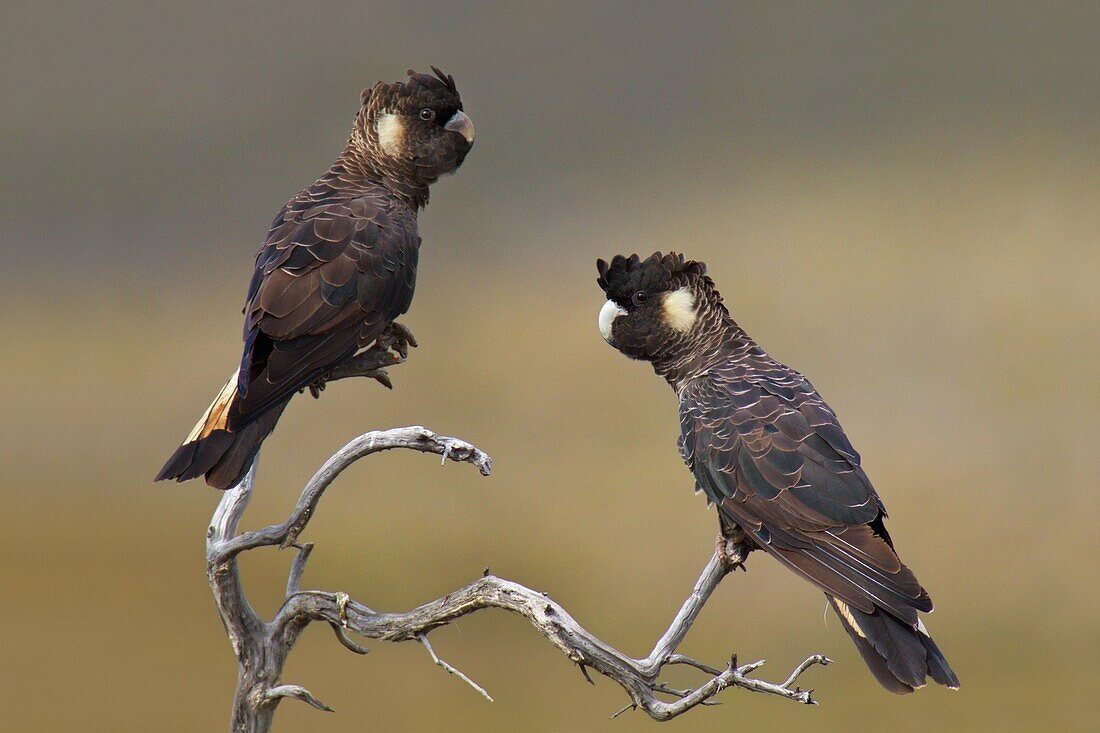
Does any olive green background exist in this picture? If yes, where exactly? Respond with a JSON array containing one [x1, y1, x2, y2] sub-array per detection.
[[3, 2, 1097, 731]]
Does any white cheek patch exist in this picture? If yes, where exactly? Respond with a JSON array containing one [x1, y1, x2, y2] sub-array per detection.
[[375, 113, 404, 155], [662, 287, 697, 332], [598, 299, 626, 342]]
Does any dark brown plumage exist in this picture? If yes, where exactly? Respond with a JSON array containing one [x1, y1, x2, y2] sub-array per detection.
[[157, 68, 474, 489], [596, 252, 959, 694]]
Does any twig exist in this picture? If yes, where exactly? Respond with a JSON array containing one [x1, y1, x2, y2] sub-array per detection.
[[261, 685, 334, 713], [666, 654, 724, 676], [578, 663, 595, 686], [285, 543, 313, 597], [330, 624, 370, 655], [780, 654, 834, 689], [610, 702, 636, 719], [418, 633, 494, 702]]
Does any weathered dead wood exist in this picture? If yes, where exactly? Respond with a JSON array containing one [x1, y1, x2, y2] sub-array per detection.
[[203, 346, 828, 731]]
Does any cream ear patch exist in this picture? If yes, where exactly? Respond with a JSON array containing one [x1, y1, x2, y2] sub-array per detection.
[[662, 287, 697, 332], [375, 113, 404, 155]]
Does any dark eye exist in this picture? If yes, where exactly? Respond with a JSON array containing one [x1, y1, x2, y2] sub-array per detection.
[[419, 108, 436, 121], [631, 291, 648, 306]]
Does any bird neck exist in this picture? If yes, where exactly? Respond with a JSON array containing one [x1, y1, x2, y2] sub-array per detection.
[[652, 310, 767, 390], [339, 122, 431, 209]]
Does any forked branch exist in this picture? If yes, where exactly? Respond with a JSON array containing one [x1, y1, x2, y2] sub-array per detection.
[[205, 413, 828, 730]]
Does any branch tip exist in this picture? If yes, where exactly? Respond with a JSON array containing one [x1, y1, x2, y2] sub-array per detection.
[[418, 634, 493, 702], [779, 654, 832, 689], [737, 658, 766, 675], [331, 623, 370, 654], [285, 542, 314, 597], [263, 684, 334, 713], [578, 663, 595, 686], [610, 702, 637, 719]]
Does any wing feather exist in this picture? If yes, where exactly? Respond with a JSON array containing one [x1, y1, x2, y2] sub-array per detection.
[[680, 374, 932, 625], [230, 189, 418, 428]]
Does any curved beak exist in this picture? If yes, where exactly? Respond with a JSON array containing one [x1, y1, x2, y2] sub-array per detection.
[[598, 299, 626, 344], [444, 110, 475, 144]]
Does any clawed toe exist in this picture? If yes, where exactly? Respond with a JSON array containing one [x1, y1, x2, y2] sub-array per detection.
[[379, 321, 417, 359]]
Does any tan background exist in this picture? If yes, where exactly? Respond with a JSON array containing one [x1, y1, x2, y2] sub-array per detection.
[[2, 2, 1097, 730]]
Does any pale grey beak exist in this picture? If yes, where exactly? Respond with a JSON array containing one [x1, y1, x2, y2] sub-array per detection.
[[598, 299, 626, 344], [444, 110, 475, 144]]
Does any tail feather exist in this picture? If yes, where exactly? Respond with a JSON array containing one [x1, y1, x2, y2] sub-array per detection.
[[829, 596, 959, 693], [157, 430, 236, 484], [155, 370, 286, 490], [917, 618, 961, 689]]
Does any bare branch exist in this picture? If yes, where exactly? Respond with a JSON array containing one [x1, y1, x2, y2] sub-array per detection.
[[272, 563, 827, 721], [285, 543, 313, 597], [666, 653, 724, 676], [207, 462, 256, 545], [637, 551, 731, 677], [206, 424, 828, 732], [578, 663, 595, 686], [779, 654, 833, 690], [418, 633, 494, 702], [207, 426, 492, 733], [206, 463, 264, 656], [210, 426, 492, 561], [330, 624, 370, 655], [610, 702, 636, 719], [261, 685, 334, 713]]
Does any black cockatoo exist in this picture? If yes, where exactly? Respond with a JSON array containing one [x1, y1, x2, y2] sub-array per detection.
[[157, 68, 474, 489], [596, 252, 959, 694]]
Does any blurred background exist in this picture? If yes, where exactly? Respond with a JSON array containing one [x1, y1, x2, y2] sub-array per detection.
[[2, 2, 1097, 730]]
